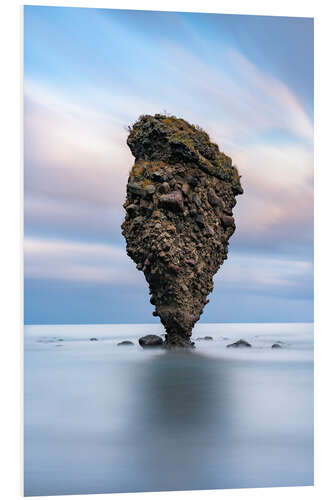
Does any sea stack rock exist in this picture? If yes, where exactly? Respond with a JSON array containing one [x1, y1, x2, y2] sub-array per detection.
[[121, 114, 243, 347]]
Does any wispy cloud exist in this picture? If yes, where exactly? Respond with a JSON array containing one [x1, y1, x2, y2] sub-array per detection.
[[24, 192, 124, 243], [24, 236, 313, 303], [24, 82, 132, 207], [24, 59, 313, 248], [216, 252, 313, 300], [161, 43, 313, 149], [233, 143, 313, 248], [226, 49, 313, 143], [24, 237, 141, 285], [23, 7, 313, 322]]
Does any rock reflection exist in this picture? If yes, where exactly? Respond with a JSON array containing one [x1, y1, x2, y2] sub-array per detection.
[[128, 350, 232, 491], [141, 350, 231, 433]]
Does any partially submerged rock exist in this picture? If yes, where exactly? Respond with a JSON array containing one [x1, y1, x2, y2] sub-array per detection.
[[89, 338, 98, 341], [196, 336, 213, 341], [138, 334, 164, 348], [272, 343, 282, 349], [117, 340, 134, 346], [122, 114, 243, 347], [226, 339, 252, 348]]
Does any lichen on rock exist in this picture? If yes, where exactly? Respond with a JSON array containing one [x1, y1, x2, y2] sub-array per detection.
[[121, 114, 243, 347]]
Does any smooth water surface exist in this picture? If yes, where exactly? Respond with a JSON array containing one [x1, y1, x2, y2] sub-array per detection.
[[24, 323, 313, 496]]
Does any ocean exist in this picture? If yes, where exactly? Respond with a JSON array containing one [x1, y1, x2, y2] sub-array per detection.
[[24, 322, 313, 496]]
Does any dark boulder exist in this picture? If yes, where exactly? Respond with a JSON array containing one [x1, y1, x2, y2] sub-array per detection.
[[272, 343, 282, 349], [227, 339, 252, 348], [159, 182, 170, 194], [127, 182, 145, 197], [144, 184, 156, 196], [89, 337, 98, 341], [138, 334, 164, 348], [195, 214, 205, 228], [221, 215, 235, 228], [126, 203, 140, 216], [117, 340, 135, 346], [159, 190, 184, 213], [151, 171, 167, 182], [207, 188, 221, 207]]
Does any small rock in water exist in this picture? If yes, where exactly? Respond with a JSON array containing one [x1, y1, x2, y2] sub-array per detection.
[[89, 338, 98, 341], [272, 343, 282, 349], [227, 339, 252, 348], [196, 336, 213, 341], [138, 335, 164, 348], [117, 340, 134, 346]]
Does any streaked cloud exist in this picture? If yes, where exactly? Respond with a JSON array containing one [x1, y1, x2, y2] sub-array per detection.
[[24, 82, 132, 208], [23, 6, 313, 323], [24, 192, 124, 243], [216, 252, 313, 299], [24, 236, 313, 303], [24, 237, 142, 286], [226, 49, 313, 143], [24, 68, 313, 252], [233, 143, 313, 248], [161, 43, 313, 149]]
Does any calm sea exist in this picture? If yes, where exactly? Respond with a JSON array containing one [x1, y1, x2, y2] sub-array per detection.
[[24, 323, 313, 496]]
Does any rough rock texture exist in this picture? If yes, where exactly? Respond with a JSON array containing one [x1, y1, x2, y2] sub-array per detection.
[[121, 114, 243, 347], [138, 335, 164, 347]]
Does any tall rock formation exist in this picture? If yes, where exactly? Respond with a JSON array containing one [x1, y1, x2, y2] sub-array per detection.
[[121, 114, 243, 347]]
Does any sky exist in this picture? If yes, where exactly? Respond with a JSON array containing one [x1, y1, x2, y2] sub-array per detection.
[[24, 6, 314, 325]]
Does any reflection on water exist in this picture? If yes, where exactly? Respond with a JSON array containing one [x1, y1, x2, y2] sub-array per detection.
[[130, 351, 231, 492], [24, 324, 313, 496], [142, 351, 227, 431]]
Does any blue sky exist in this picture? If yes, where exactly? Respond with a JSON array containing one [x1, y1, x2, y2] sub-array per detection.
[[24, 6, 313, 324]]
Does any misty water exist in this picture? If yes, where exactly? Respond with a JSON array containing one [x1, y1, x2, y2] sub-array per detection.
[[24, 323, 313, 496]]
